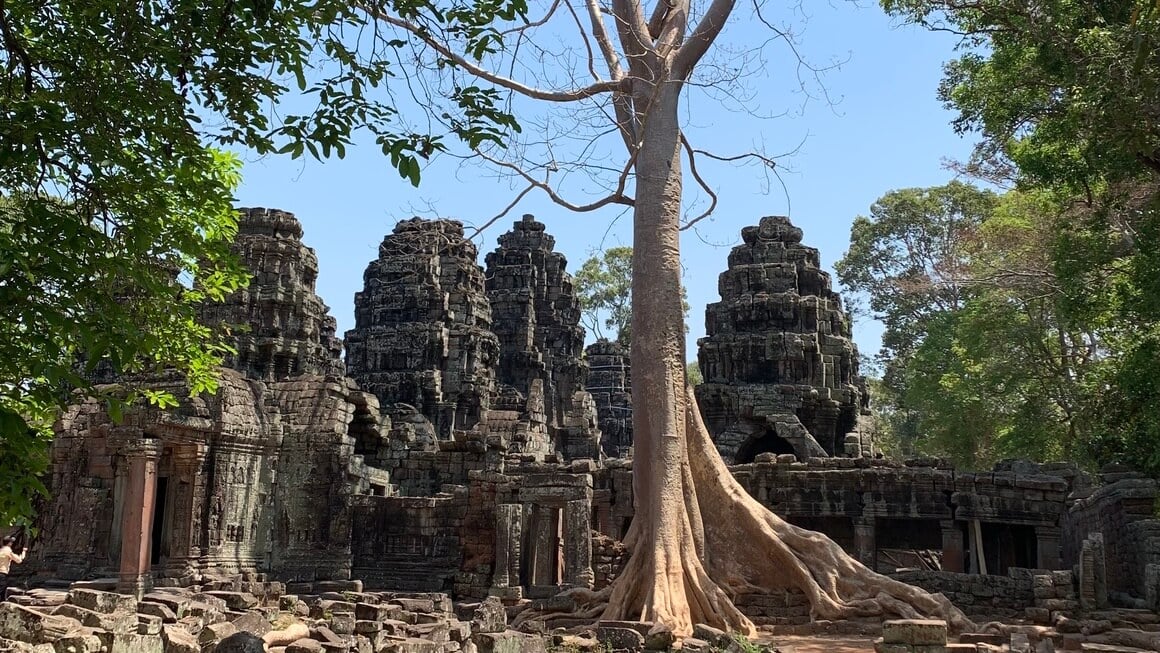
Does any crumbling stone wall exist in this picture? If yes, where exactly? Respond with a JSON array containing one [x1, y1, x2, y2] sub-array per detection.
[[350, 490, 468, 592], [345, 218, 499, 438], [1064, 469, 1160, 604], [696, 216, 870, 461]]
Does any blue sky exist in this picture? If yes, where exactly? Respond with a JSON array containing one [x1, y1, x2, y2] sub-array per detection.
[[233, 1, 976, 368]]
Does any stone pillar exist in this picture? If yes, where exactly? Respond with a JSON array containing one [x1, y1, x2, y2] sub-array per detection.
[[116, 438, 162, 598], [853, 517, 876, 569], [941, 520, 965, 573], [1079, 533, 1108, 610], [490, 504, 523, 599], [1036, 526, 1061, 570], [563, 499, 594, 589]]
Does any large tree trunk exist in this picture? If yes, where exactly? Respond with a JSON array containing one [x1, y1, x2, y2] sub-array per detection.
[[592, 74, 973, 638]]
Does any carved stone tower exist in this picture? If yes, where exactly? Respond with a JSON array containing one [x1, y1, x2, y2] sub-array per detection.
[[197, 207, 343, 380], [344, 218, 499, 437], [696, 216, 869, 462], [485, 215, 599, 460]]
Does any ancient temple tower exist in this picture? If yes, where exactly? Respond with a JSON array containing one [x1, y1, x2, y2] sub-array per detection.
[[197, 207, 343, 380], [696, 216, 869, 462], [585, 340, 633, 458], [484, 215, 599, 460], [344, 218, 499, 438]]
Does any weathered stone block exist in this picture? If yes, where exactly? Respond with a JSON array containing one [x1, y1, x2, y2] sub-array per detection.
[[0, 604, 82, 644], [470, 633, 543, 653], [882, 620, 947, 646], [67, 591, 136, 617], [204, 594, 258, 612], [469, 599, 504, 635], [108, 633, 163, 653], [52, 634, 103, 653], [198, 622, 239, 646], [230, 612, 271, 637], [161, 625, 198, 653], [872, 640, 911, 653], [137, 615, 162, 636], [591, 626, 643, 651], [136, 604, 177, 624]]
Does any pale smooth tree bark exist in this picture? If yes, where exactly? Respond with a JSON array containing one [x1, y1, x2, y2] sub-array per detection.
[[364, 0, 972, 637]]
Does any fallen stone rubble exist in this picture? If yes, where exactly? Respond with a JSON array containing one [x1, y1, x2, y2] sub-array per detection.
[[0, 582, 547, 653], [5, 581, 1160, 653]]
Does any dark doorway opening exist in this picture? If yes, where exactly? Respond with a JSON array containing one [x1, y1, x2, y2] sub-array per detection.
[[735, 430, 796, 463], [151, 477, 168, 565]]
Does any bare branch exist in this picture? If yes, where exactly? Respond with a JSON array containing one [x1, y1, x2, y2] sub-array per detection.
[[467, 184, 538, 240], [358, 3, 624, 101], [610, 0, 656, 70], [477, 151, 636, 211], [584, 0, 626, 80], [563, 0, 602, 81], [678, 132, 718, 230], [500, 0, 563, 36]]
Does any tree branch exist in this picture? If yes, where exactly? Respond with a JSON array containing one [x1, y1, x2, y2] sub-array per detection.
[[678, 132, 718, 230], [359, 4, 624, 101], [477, 151, 636, 211]]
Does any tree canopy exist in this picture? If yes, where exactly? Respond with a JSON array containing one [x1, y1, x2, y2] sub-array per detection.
[[861, 0, 1160, 473], [0, 0, 525, 524]]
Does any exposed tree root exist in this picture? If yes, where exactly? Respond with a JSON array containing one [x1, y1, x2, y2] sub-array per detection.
[[516, 385, 974, 638]]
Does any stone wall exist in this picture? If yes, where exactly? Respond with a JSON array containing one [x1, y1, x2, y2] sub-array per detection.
[[696, 216, 870, 462], [350, 490, 468, 592], [1064, 470, 1160, 603]]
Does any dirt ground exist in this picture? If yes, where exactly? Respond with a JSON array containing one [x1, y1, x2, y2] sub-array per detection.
[[755, 635, 877, 653]]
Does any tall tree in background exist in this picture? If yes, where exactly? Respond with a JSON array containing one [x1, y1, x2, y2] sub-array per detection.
[[0, 0, 524, 524], [366, 0, 968, 636], [883, 0, 1160, 474], [574, 246, 688, 346]]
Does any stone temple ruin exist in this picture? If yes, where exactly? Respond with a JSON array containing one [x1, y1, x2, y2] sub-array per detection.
[[9, 209, 1160, 653]]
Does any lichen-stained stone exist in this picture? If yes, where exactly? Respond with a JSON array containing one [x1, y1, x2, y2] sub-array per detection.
[[345, 218, 498, 439], [696, 216, 871, 461]]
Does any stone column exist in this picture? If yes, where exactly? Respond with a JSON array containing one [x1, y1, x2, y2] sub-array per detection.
[[1036, 526, 1062, 570], [563, 499, 594, 589], [490, 504, 523, 599], [116, 438, 163, 598], [853, 517, 876, 569], [941, 520, 965, 573]]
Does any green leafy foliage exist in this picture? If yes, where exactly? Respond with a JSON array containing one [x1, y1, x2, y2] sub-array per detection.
[[0, 0, 526, 524], [870, 0, 1160, 474], [574, 247, 689, 346]]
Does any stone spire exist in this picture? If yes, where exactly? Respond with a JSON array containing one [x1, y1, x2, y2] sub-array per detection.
[[198, 207, 343, 380], [696, 216, 869, 462], [344, 218, 498, 437], [484, 214, 598, 460]]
